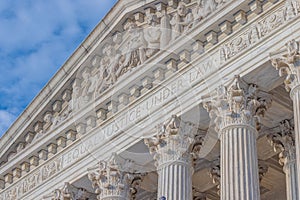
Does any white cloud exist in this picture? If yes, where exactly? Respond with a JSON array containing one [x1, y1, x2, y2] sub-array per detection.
[[0, 110, 16, 135], [0, 0, 117, 136]]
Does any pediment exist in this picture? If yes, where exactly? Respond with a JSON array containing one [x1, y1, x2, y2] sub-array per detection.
[[0, 0, 232, 167], [0, 0, 298, 197]]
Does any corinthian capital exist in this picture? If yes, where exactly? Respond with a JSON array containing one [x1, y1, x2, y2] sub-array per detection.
[[88, 153, 143, 200], [144, 115, 199, 167], [203, 76, 271, 134], [267, 119, 296, 172], [270, 39, 300, 92]]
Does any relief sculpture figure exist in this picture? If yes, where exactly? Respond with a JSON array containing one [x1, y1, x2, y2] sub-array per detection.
[[160, 9, 171, 49], [170, 2, 194, 41], [193, 0, 217, 26], [144, 13, 161, 58], [97, 44, 120, 93], [118, 20, 146, 73]]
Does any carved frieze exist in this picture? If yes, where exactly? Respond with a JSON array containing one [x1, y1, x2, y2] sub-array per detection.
[[4, 0, 292, 167], [67, 0, 232, 113], [0, 158, 62, 200], [220, 2, 299, 63], [1, 1, 296, 198]]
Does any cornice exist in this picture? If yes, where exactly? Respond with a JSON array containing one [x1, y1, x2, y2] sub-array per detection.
[[1, 0, 298, 196], [0, 0, 157, 159]]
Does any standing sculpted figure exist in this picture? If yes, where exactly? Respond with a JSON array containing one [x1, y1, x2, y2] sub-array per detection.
[[119, 20, 146, 72], [71, 86, 82, 111], [144, 13, 161, 58], [215, 0, 226, 7], [160, 9, 172, 49], [97, 44, 120, 93], [248, 26, 260, 45], [170, 2, 194, 40], [193, 0, 217, 25], [80, 68, 92, 102]]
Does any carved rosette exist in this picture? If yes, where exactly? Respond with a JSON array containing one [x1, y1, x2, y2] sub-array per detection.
[[88, 154, 143, 200], [268, 119, 296, 172], [204, 76, 271, 135], [270, 39, 300, 94], [144, 115, 199, 168]]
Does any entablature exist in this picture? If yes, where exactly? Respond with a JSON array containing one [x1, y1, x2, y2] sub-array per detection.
[[0, 0, 299, 199]]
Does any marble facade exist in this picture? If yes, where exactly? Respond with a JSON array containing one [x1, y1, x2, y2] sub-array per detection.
[[0, 0, 300, 199]]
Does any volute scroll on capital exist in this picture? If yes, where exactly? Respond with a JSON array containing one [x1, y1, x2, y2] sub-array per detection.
[[87, 153, 145, 200], [267, 119, 296, 172], [203, 75, 272, 135], [270, 39, 300, 93], [144, 115, 205, 167]]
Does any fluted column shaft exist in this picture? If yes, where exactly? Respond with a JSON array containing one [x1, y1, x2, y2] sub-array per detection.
[[145, 115, 197, 200], [270, 39, 300, 196], [220, 125, 260, 200], [291, 87, 300, 195], [204, 76, 270, 200], [157, 162, 193, 200], [284, 157, 298, 200]]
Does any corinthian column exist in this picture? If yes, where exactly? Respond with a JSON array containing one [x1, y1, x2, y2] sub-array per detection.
[[204, 76, 271, 200], [270, 39, 300, 194], [144, 115, 199, 200], [268, 119, 298, 200], [88, 153, 142, 200]]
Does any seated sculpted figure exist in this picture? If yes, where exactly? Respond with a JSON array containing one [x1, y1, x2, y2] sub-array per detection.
[[97, 44, 120, 93]]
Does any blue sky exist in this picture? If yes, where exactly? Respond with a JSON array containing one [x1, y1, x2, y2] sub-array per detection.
[[0, 0, 117, 136]]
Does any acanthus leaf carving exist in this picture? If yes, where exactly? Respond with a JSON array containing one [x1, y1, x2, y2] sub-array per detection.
[[270, 39, 300, 92], [204, 76, 272, 134], [88, 153, 144, 200], [144, 115, 200, 167], [267, 119, 296, 172]]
